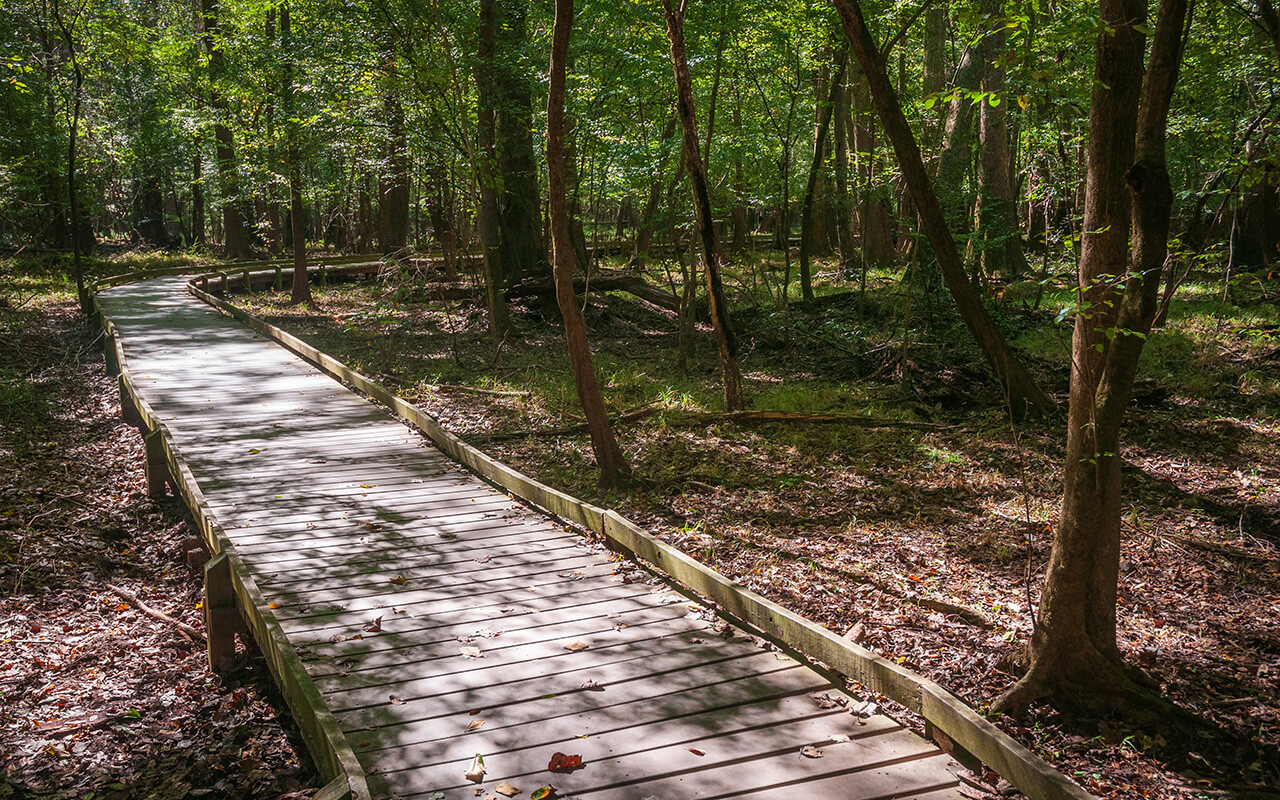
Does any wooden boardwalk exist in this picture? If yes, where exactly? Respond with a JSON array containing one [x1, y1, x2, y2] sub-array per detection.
[[97, 276, 964, 800]]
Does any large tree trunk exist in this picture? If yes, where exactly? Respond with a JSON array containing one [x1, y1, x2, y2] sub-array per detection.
[[663, 0, 745, 412], [547, 0, 630, 489], [800, 49, 847, 302], [976, 0, 1030, 280], [202, 0, 253, 261], [936, 45, 981, 229], [476, 0, 510, 342], [495, 0, 546, 282], [379, 90, 411, 257], [805, 59, 833, 260], [994, 0, 1189, 718], [922, 1, 947, 156], [832, 0, 1053, 417], [849, 62, 894, 268]]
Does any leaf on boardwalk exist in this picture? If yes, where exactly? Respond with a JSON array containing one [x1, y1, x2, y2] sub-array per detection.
[[547, 752, 583, 773], [248, 448, 260, 454], [389, 575, 408, 585], [800, 745, 823, 758], [563, 641, 589, 652], [688, 748, 705, 756], [464, 753, 486, 783], [530, 787, 558, 800], [495, 782, 520, 797], [466, 719, 485, 732], [827, 733, 851, 743], [579, 679, 604, 691], [389, 695, 405, 705], [362, 616, 382, 633], [809, 692, 846, 710], [360, 483, 376, 488], [328, 634, 345, 643], [461, 646, 484, 659]]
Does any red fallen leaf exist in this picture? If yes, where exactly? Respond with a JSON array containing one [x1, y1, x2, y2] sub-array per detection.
[[688, 748, 706, 756], [363, 616, 383, 633], [547, 752, 584, 773]]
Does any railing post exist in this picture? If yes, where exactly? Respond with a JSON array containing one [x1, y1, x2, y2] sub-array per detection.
[[275, 266, 283, 291], [118, 375, 143, 428], [242, 269, 252, 293], [204, 551, 242, 673], [103, 331, 119, 377], [143, 429, 172, 498]]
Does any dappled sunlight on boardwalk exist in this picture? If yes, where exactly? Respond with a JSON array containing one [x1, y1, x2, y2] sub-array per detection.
[[97, 277, 963, 800]]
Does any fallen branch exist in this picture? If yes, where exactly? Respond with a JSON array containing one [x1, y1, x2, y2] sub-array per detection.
[[667, 410, 947, 430], [506, 272, 682, 313], [467, 406, 661, 443], [430, 384, 532, 398], [106, 583, 205, 643], [1161, 533, 1280, 563]]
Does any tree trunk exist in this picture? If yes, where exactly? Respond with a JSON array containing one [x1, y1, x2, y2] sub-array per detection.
[[922, 1, 947, 155], [832, 65, 857, 277], [496, 0, 546, 282], [994, 0, 1189, 717], [805, 58, 833, 260], [937, 45, 981, 229], [192, 151, 206, 247], [50, 0, 86, 309], [664, 0, 745, 412], [281, 1, 310, 305], [202, 0, 253, 261], [379, 90, 411, 257], [831, 0, 1053, 417], [547, 0, 630, 489], [731, 89, 749, 252], [630, 115, 678, 270], [476, 0, 510, 342], [800, 49, 847, 301], [976, 0, 1029, 280]]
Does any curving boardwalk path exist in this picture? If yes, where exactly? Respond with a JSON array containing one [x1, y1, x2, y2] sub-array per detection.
[[97, 276, 963, 800]]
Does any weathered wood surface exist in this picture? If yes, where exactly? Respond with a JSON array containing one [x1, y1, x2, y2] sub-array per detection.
[[96, 276, 964, 800]]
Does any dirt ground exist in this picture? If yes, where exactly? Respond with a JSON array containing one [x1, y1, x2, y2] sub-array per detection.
[[0, 283, 316, 800], [231, 262, 1280, 800]]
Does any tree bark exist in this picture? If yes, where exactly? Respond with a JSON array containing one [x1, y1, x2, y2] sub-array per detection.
[[976, 0, 1030, 279], [663, 0, 745, 412], [201, 0, 253, 261], [994, 0, 1189, 717], [936, 45, 981, 228], [281, 1, 310, 305], [629, 116, 678, 270], [800, 49, 847, 301], [50, 0, 86, 309], [476, 0, 510, 342], [831, 0, 1053, 417], [832, 65, 857, 277], [379, 89, 411, 257], [495, 0, 546, 282], [547, 0, 630, 489]]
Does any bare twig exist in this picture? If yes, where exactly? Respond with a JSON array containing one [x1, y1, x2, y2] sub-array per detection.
[[105, 583, 204, 644]]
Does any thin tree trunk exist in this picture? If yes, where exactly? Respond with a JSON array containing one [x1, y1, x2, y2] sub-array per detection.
[[994, 0, 1189, 717], [833, 66, 857, 277], [664, 0, 745, 412], [937, 45, 981, 229], [379, 89, 411, 257], [831, 0, 1053, 417], [50, 0, 86, 309], [630, 115, 678, 270], [281, 1, 309, 305], [202, 0, 252, 261], [547, 0, 630, 489]]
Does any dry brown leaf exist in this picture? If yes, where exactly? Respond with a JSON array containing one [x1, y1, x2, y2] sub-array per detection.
[[466, 719, 485, 732], [688, 748, 706, 756], [563, 641, 589, 652], [800, 745, 823, 758], [495, 782, 520, 797], [461, 646, 484, 659], [547, 752, 583, 773], [464, 754, 486, 782], [363, 616, 383, 633], [389, 695, 404, 705], [389, 575, 408, 585]]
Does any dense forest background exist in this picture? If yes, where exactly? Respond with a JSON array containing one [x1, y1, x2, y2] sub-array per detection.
[[2, 0, 1279, 797]]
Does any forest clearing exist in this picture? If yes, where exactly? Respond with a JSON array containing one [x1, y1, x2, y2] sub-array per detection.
[[2, 0, 1279, 797]]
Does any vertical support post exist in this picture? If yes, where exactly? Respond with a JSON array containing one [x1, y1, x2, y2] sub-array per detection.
[[275, 266, 283, 291], [118, 375, 143, 428], [200, 276, 209, 292], [104, 331, 119, 377], [242, 269, 252, 292], [318, 264, 327, 286], [143, 429, 172, 498], [204, 551, 240, 673], [220, 272, 229, 295]]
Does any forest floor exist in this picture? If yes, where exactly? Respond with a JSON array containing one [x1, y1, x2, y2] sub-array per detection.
[[226, 250, 1280, 800], [0, 257, 317, 800]]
